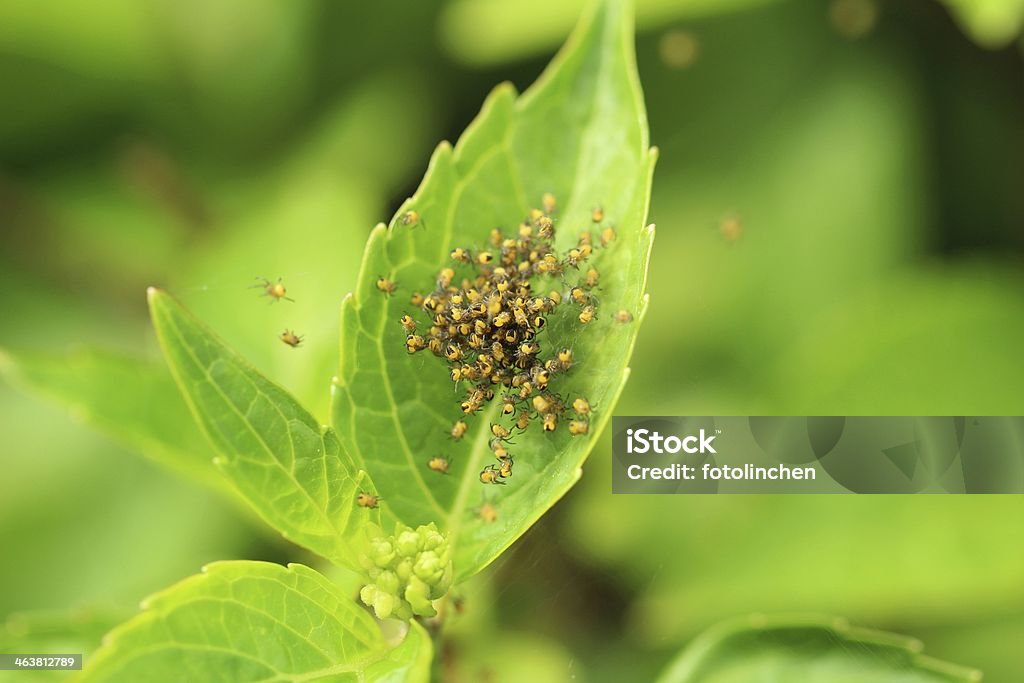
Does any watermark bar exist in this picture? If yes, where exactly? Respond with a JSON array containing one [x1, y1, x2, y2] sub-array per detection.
[[0, 654, 82, 670], [611, 416, 1024, 494]]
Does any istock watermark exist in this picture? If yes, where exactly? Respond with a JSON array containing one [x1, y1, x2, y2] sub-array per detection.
[[612, 416, 1024, 494]]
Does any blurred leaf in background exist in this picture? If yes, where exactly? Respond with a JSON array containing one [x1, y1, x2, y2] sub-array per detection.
[[655, 616, 982, 682], [941, 0, 1024, 47]]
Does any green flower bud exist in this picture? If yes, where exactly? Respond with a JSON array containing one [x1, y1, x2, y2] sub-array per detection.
[[370, 539, 396, 567], [359, 522, 453, 622], [405, 576, 436, 617], [393, 601, 413, 621], [422, 526, 445, 551], [372, 592, 395, 619], [396, 530, 421, 557], [414, 551, 442, 582], [395, 558, 413, 581], [438, 561, 453, 594], [376, 570, 399, 595]]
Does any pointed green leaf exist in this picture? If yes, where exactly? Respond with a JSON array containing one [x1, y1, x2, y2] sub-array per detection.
[[656, 616, 982, 683], [78, 562, 431, 683], [332, 0, 655, 582], [148, 288, 378, 569], [0, 347, 225, 492]]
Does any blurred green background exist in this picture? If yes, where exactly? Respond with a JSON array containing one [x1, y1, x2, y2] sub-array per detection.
[[1, 0, 1022, 680]]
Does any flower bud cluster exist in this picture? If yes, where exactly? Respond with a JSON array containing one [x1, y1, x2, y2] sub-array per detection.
[[359, 523, 452, 620]]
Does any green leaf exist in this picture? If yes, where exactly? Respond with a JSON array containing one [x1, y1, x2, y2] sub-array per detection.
[[148, 288, 378, 569], [0, 347, 225, 492], [331, 0, 655, 582], [656, 616, 982, 683], [78, 562, 431, 683]]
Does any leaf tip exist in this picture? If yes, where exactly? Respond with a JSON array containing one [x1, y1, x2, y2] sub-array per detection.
[[649, 145, 660, 161], [492, 80, 519, 100]]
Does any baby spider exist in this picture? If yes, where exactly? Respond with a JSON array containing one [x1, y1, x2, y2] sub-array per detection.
[[614, 309, 634, 323], [477, 502, 499, 523], [498, 458, 514, 479], [450, 420, 468, 441], [427, 455, 451, 474], [376, 276, 398, 295], [600, 226, 617, 246], [279, 329, 304, 348], [400, 210, 424, 228], [542, 192, 557, 214], [532, 393, 557, 414], [569, 420, 589, 436], [572, 397, 591, 415], [490, 438, 510, 462], [400, 314, 417, 333], [719, 213, 743, 242], [480, 465, 506, 485], [252, 277, 294, 303], [592, 206, 605, 223], [501, 395, 517, 416], [356, 492, 381, 508], [579, 305, 596, 324]]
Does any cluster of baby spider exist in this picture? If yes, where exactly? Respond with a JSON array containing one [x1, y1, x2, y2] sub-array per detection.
[[391, 193, 620, 489]]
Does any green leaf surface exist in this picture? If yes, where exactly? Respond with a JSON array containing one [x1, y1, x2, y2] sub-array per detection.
[[331, 0, 655, 582], [77, 562, 431, 683], [0, 347, 224, 491], [656, 616, 982, 683], [148, 288, 378, 569]]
